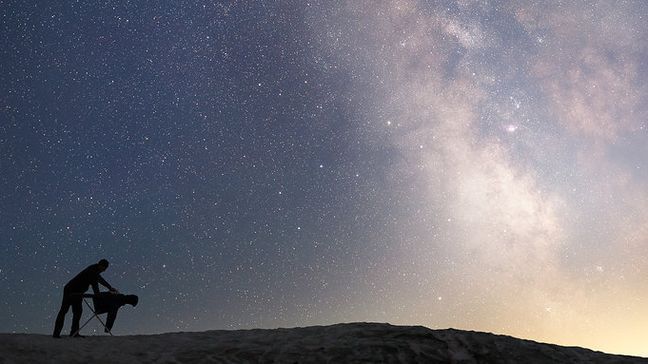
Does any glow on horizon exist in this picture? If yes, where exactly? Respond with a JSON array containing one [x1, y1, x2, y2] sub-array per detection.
[[306, 0, 648, 357]]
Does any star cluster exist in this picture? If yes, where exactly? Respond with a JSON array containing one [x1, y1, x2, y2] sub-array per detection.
[[1, 1, 647, 357]]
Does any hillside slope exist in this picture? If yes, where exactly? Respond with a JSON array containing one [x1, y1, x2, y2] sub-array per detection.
[[0, 322, 646, 363]]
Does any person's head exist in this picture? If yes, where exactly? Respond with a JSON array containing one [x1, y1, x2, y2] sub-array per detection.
[[98, 259, 110, 272], [126, 294, 138, 307]]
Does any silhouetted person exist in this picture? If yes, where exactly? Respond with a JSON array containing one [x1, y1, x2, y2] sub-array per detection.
[[91, 292, 138, 332], [53, 259, 118, 338]]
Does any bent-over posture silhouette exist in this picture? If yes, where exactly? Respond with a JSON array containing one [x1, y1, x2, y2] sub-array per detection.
[[53, 259, 118, 338], [92, 292, 138, 332]]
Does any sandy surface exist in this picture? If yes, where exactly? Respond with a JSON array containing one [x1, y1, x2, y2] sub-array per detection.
[[1, 322, 646, 363]]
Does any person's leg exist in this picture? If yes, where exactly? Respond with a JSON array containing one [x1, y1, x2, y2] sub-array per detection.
[[105, 309, 117, 332], [69, 296, 83, 336], [53, 294, 71, 338]]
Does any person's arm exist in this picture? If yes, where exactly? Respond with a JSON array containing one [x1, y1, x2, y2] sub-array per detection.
[[92, 281, 100, 294], [97, 274, 114, 291]]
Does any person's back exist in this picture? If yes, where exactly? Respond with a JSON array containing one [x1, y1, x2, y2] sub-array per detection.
[[66, 263, 106, 294], [93, 292, 138, 314]]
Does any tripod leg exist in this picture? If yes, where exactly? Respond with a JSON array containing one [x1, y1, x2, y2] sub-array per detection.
[[85, 300, 114, 336], [72, 299, 114, 337], [71, 316, 94, 337], [93, 314, 113, 336]]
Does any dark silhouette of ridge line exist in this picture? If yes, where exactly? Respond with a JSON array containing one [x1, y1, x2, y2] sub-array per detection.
[[1, 322, 646, 363]]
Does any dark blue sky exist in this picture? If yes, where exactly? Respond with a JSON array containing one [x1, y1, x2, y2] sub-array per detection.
[[2, 1, 401, 334], [2, 1, 647, 357]]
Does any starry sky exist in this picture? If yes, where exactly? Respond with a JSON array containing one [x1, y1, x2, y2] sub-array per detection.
[[1, 0, 647, 357]]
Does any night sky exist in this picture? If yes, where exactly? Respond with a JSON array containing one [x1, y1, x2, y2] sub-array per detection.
[[2, 0, 648, 357]]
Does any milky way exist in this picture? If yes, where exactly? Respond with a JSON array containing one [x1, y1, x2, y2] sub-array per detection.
[[1, 1, 647, 357]]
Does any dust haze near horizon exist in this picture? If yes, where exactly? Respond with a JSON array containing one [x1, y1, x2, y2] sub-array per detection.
[[1, 0, 647, 357]]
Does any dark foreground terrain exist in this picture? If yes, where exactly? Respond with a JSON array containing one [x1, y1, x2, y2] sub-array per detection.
[[0, 322, 646, 363]]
